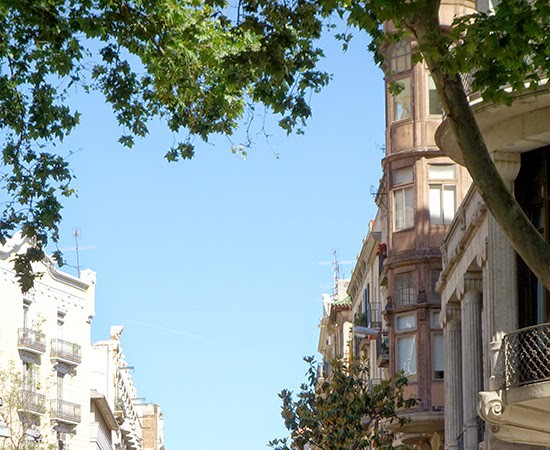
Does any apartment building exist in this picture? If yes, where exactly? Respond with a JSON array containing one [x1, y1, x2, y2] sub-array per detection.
[[91, 326, 144, 450], [136, 403, 165, 450], [376, 2, 475, 447], [436, 73, 550, 449], [0, 236, 166, 450], [0, 233, 96, 449], [318, 278, 352, 380]]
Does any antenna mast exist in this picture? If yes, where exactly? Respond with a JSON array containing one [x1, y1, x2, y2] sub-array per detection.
[[74, 228, 81, 278], [332, 250, 340, 300]]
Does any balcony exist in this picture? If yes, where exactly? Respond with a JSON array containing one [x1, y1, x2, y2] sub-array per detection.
[[479, 322, 550, 446], [17, 328, 46, 355], [50, 399, 81, 424], [50, 339, 82, 366], [376, 331, 389, 368], [19, 390, 46, 415]]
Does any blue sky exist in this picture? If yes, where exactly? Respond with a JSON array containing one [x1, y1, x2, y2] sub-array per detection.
[[53, 29, 384, 450]]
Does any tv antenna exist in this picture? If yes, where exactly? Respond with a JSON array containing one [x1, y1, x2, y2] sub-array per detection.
[[74, 228, 81, 277]]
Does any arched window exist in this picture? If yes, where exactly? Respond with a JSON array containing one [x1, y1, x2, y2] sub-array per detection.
[[390, 41, 412, 74]]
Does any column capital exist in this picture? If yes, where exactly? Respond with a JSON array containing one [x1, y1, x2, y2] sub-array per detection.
[[442, 302, 461, 326], [457, 272, 483, 299]]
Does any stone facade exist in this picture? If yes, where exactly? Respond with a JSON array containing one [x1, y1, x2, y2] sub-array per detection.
[[437, 86, 550, 450]]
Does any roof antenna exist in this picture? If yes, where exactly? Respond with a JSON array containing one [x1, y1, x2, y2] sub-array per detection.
[[74, 228, 81, 278], [332, 250, 340, 300]]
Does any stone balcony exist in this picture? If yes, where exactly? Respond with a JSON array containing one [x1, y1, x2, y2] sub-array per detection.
[[17, 328, 46, 355], [479, 322, 550, 446]]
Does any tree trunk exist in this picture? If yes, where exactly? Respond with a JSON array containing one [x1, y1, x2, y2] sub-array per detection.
[[406, 4, 550, 292]]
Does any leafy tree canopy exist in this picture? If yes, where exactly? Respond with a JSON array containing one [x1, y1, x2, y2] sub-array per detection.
[[1, 0, 549, 291], [269, 357, 417, 450]]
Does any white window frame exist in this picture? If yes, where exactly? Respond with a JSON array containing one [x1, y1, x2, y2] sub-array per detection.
[[429, 164, 457, 226], [392, 77, 412, 122]]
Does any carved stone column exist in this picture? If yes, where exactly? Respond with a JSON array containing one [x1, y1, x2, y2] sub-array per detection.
[[486, 152, 520, 385], [460, 273, 483, 450], [443, 303, 463, 450]]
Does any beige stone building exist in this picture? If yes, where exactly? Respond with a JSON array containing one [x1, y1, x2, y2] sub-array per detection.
[[0, 237, 167, 450], [0, 234, 96, 449], [318, 276, 353, 381], [437, 80, 550, 448]]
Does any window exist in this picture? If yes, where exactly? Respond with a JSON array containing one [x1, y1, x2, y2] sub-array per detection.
[[393, 167, 414, 231], [396, 312, 416, 378], [431, 310, 442, 328], [432, 334, 444, 379], [23, 299, 31, 329], [394, 272, 416, 306], [392, 167, 413, 186], [397, 313, 416, 330], [428, 75, 442, 115], [390, 41, 412, 74], [393, 77, 411, 121], [397, 336, 417, 378], [429, 165, 457, 225]]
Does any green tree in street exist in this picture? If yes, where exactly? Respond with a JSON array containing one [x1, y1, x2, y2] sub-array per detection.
[[0, 362, 48, 450], [269, 357, 417, 450], [0, 0, 549, 291]]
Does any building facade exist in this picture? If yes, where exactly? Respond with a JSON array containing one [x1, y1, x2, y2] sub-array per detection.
[[437, 84, 550, 449], [0, 237, 167, 450], [0, 234, 96, 449], [378, 2, 475, 447]]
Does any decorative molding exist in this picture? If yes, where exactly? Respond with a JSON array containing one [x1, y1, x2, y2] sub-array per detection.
[[478, 391, 504, 424], [491, 151, 521, 183], [442, 303, 461, 326]]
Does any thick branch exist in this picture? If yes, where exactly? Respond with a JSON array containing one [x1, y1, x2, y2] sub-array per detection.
[[413, 16, 550, 292]]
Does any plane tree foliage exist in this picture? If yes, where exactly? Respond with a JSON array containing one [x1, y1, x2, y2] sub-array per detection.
[[0, 0, 549, 291], [269, 357, 417, 450]]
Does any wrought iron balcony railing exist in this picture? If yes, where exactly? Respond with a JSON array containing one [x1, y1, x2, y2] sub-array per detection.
[[17, 328, 46, 354], [376, 331, 390, 368], [50, 339, 82, 365], [19, 390, 46, 415], [496, 322, 550, 390], [50, 399, 81, 424]]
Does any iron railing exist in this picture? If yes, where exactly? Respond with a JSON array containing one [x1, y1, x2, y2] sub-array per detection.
[[369, 302, 382, 329], [50, 399, 81, 424], [51, 339, 82, 365], [17, 328, 46, 354], [497, 322, 550, 390], [376, 331, 390, 367], [19, 390, 46, 415]]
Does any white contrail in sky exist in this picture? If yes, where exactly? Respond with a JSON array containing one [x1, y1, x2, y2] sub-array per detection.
[[126, 319, 203, 341]]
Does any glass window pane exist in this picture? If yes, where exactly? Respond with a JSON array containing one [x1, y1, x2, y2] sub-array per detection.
[[393, 78, 411, 121], [404, 187, 414, 228], [429, 164, 456, 180], [431, 310, 441, 328], [398, 335, 417, 375], [397, 314, 416, 330], [428, 76, 442, 115], [395, 189, 404, 230], [443, 186, 456, 224], [430, 185, 442, 224], [393, 167, 413, 186], [433, 334, 444, 372]]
